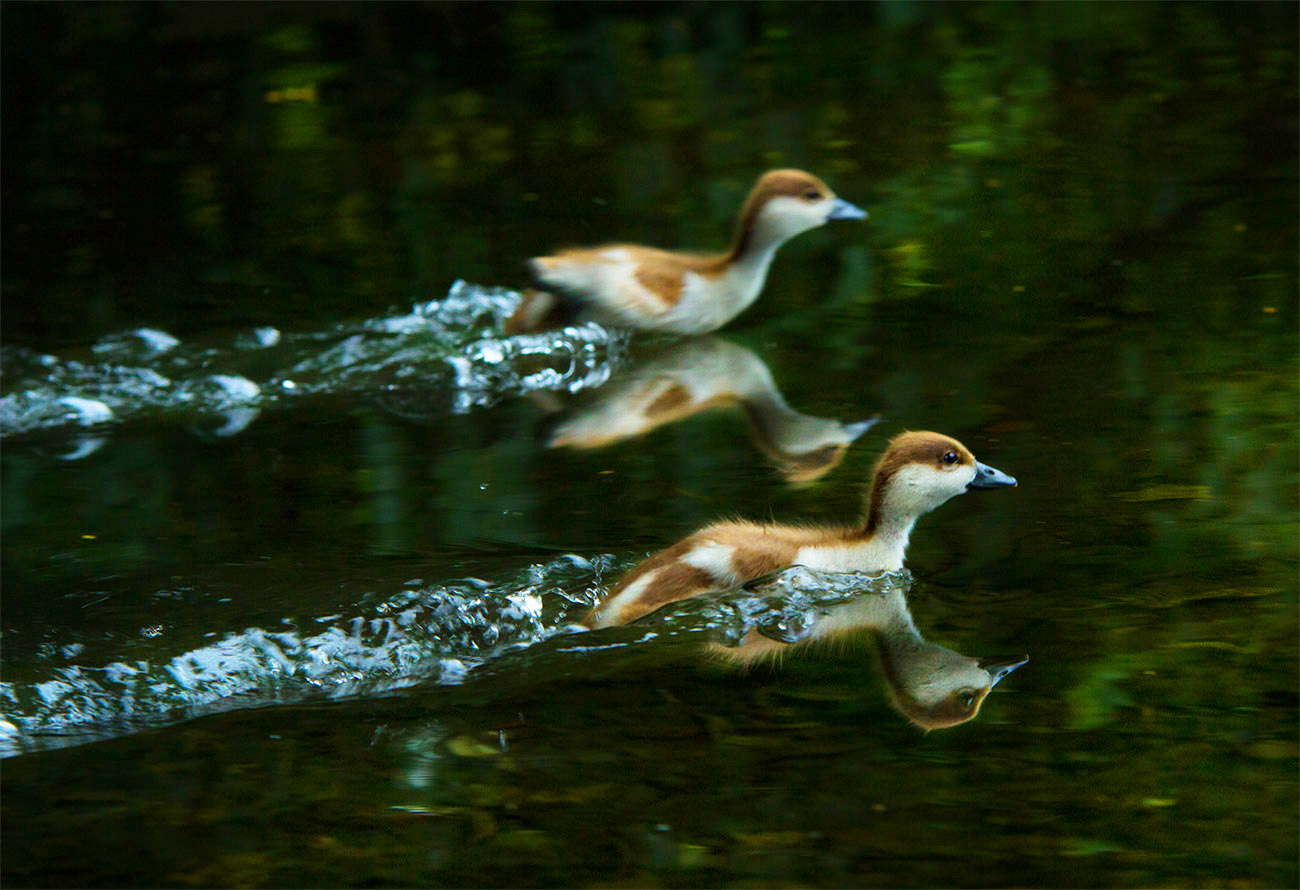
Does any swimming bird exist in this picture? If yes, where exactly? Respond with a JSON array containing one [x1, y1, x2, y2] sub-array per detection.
[[583, 431, 1016, 628], [706, 581, 1028, 729], [505, 169, 867, 335], [543, 336, 879, 483]]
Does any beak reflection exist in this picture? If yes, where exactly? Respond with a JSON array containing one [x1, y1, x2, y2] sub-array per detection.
[[705, 577, 1028, 730], [981, 655, 1030, 688]]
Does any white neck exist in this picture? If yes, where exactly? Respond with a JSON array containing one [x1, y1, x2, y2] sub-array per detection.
[[866, 515, 918, 569], [794, 516, 917, 574], [723, 243, 781, 312]]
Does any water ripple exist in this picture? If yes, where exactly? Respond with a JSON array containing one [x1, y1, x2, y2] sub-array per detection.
[[0, 281, 627, 440], [0, 560, 909, 757], [0, 554, 611, 757]]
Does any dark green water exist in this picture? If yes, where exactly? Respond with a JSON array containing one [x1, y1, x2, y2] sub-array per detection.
[[2, 4, 1297, 888]]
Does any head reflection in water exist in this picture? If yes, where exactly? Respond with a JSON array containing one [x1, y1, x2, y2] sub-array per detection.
[[542, 337, 878, 484], [705, 584, 1027, 730]]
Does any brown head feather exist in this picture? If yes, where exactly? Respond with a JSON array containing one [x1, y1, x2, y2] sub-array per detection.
[[864, 431, 976, 533], [729, 169, 835, 259]]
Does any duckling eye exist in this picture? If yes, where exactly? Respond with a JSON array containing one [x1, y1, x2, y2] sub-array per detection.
[[959, 690, 977, 709], [803, 189, 822, 201], [942, 451, 959, 465]]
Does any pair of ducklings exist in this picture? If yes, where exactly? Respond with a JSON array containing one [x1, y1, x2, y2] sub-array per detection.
[[510, 170, 1020, 717]]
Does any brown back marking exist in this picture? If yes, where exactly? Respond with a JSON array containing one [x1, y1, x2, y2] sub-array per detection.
[[727, 528, 802, 581], [584, 538, 711, 626], [644, 382, 693, 419], [730, 169, 835, 259], [538, 245, 731, 307], [590, 519, 856, 627], [619, 561, 717, 622], [633, 263, 686, 304], [864, 431, 975, 533], [638, 247, 735, 289]]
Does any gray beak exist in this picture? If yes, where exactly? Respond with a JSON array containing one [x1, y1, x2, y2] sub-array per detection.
[[981, 655, 1028, 688], [968, 460, 1017, 489], [827, 198, 868, 221], [842, 415, 881, 442]]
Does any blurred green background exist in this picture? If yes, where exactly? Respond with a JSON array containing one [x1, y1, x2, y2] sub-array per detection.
[[4, 2, 1294, 344], [1, 3, 1296, 888]]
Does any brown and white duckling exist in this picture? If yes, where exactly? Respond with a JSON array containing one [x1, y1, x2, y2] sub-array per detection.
[[707, 585, 1028, 729], [583, 431, 1016, 629], [506, 169, 867, 335], [544, 337, 878, 483]]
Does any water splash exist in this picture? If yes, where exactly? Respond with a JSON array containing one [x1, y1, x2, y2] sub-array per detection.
[[0, 281, 627, 441], [635, 565, 915, 646], [0, 559, 909, 757], [0, 554, 614, 757]]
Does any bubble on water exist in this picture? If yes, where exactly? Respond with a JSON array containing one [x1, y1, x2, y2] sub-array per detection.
[[58, 397, 114, 426], [175, 374, 260, 407], [92, 328, 180, 359], [204, 407, 261, 438], [209, 374, 260, 402], [235, 327, 282, 350], [136, 328, 180, 354], [54, 435, 108, 461]]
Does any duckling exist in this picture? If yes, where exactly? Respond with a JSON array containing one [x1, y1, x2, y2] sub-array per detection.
[[505, 169, 867, 335], [543, 337, 878, 483], [707, 584, 1028, 729], [583, 431, 1016, 628]]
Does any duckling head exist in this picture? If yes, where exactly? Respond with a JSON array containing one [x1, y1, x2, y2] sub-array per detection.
[[866, 431, 1016, 531], [734, 169, 868, 255], [879, 641, 1028, 730]]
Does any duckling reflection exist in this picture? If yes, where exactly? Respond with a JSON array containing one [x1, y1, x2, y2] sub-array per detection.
[[542, 336, 878, 483], [707, 584, 1027, 729]]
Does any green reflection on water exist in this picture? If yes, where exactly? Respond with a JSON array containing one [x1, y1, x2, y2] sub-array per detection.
[[1, 2, 1296, 888]]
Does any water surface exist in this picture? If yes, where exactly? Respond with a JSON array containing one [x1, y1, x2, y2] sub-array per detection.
[[2, 4, 1296, 887]]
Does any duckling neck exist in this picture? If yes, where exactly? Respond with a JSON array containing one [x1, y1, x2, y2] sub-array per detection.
[[710, 203, 798, 316], [854, 508, 917, 570], [860, 469, 937, 564], [727, 210, 795, 265], [877, 609, 924, 653], [740, 386, 800, 439], [719, 239, 781, 312], [874, 622, 941, 722]]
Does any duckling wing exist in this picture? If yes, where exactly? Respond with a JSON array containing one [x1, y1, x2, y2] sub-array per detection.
[[530, 247, 724, 330], [586, 521, 836, 627]]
